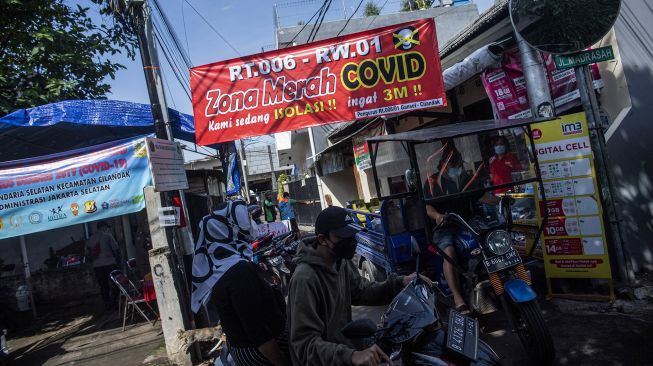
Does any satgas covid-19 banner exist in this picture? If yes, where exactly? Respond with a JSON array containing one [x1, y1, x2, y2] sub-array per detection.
[[0, 138, 152, 239], [190, 19, 445, 145], [531, 113, 612, 279]]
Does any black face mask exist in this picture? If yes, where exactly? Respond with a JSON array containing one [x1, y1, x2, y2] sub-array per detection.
[[332, 237, 358, 260]]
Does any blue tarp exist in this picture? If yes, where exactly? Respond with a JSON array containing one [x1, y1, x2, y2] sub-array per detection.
[[0, 99, 197, 162]]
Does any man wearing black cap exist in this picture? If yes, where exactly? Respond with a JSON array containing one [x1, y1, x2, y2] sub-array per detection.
[[287, 206, 426, 366]]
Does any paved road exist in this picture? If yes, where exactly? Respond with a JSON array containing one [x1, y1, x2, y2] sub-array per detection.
[[352, 297, 653, 366]]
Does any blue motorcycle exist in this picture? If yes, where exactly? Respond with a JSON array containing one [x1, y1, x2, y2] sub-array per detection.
[[428, 199, 554, 366], [353, 117, 557, 365]]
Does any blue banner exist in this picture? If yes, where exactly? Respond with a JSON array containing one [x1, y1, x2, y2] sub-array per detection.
[[219, 142, 241, 196], [0, 138, 152, 239]]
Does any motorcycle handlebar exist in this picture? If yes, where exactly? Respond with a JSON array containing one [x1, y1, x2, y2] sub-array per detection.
[[434, 213, 480, 237]]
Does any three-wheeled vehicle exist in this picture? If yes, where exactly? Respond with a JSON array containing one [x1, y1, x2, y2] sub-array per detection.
[[347, 118, 554, 365]]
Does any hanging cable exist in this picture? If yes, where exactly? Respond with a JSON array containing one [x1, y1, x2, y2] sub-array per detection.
[[366, 0, 390, 30], [337, 0, 365, 36], [309, 0, 334, 42], [153, 22, 190, 88], [307, 0, 331, 43], [153, 25, 192, 100], [152, 0, 192, 68], [180, 0, 192, 64], [285, 0, 329, 46], [160, 64, 178, 109], [152, 21, 190, 86], [182, 0, 241, 56]]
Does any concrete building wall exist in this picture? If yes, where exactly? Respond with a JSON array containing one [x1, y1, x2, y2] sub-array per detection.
[[319, 169, 360, 207], [245, 144, 282, 176], [602, 0, 653, 271]]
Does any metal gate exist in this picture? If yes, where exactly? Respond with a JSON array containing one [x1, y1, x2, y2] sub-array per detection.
[[287, 177, 322, 226]]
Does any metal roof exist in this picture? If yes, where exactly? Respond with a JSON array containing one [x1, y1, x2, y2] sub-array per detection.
[[367, 117, 555, 143]]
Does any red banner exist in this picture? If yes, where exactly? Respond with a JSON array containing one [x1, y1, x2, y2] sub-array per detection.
[[190, 19, 445, 145]]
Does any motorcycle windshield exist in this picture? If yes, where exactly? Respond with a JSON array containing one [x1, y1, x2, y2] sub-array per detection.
[[380, 283, 438, 344]]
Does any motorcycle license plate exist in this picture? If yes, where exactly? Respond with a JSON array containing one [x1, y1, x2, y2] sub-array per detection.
[[483, 249, 521, 273], [446, 309, 479, 361]]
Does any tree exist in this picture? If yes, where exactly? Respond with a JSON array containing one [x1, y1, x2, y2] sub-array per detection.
[[0, 0, 138, 116], [400, 0, 433, 12], [364, 1, 381, 16]]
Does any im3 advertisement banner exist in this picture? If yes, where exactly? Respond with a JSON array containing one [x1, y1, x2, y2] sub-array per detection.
[[0, 138, 152, 239], [191, 19, 446, 145], [531, 112, 612, 279]]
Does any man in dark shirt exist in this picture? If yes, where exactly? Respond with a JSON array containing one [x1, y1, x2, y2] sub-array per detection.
[[424, 149, 498, 313]]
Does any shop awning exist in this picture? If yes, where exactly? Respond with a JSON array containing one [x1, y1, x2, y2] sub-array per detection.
[[367, 117, 555, 144], [0, 99, 197, 162]]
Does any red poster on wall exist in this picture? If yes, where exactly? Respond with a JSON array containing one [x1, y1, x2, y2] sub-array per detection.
[[190, 19, 445, 145], [481, 48, 603, 120]]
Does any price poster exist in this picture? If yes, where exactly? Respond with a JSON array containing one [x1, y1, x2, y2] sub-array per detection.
[[531, 113, 612, 279]]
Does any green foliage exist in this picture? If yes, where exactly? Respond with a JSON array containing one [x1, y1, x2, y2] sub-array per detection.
[[364, 1, 381, 16], [0, 0, 138, 116], [400, 0, 433, 12]]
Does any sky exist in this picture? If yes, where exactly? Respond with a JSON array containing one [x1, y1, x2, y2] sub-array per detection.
[[82, 0, 495, 160]]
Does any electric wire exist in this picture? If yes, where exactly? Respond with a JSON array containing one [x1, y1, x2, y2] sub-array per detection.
[[153, 24, 192, 100], [285, 0, 329, 46], [153, 22, 190, 86], [160, 62, 178, 110], [309, 0, 334, 42], [180, 0, 192, 64], [152, 0, 192, 68], [182, 0, 241, 56], [152, 21, 190, 87], [337, 0, 365, 36], [307, 0, 332, 42], [366, 0, 390, 29]]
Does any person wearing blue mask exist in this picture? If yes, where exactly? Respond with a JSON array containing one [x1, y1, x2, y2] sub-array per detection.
[[423, 148, 499, 314]]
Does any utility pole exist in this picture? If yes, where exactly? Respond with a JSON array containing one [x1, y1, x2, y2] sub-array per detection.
[[515, 33, 555, 118], [268, 145, 277, 191], [114, 1, 195, 364], [239, 140, 251, 202]]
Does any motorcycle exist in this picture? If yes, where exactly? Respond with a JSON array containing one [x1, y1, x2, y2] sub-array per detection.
[[431, 196, 554, 366], [342, 241, 503, 366], [253, 231, 297, 294]]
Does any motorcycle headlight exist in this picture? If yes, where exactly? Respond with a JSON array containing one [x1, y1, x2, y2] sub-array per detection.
[[486, 230, 512, 255]]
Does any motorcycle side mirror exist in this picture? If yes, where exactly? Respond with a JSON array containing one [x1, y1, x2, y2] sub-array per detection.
[[341, 319, 377, 339], [405, 169, 417, 191]]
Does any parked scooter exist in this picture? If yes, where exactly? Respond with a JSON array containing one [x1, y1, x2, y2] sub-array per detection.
[[253, 231, 296, 294], [342, 241, 503, 366], [431, 196, 554, 366]]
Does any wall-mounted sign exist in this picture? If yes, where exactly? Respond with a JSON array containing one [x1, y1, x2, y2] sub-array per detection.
[[555, 46, 615, 69], [158, 206, 181, 227], [146, 137, 189, 192], [532, 112, 612, 279]]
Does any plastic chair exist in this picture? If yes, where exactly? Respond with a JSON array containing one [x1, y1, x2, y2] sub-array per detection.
[[110, 270, 157, 331]]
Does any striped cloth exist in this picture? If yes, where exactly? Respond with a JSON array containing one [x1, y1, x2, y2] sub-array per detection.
[[228, 330, 289, 366]]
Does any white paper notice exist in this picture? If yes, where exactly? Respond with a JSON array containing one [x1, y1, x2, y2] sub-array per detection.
[[582, 237, 606, 255], [579, 216, 603, 236]]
